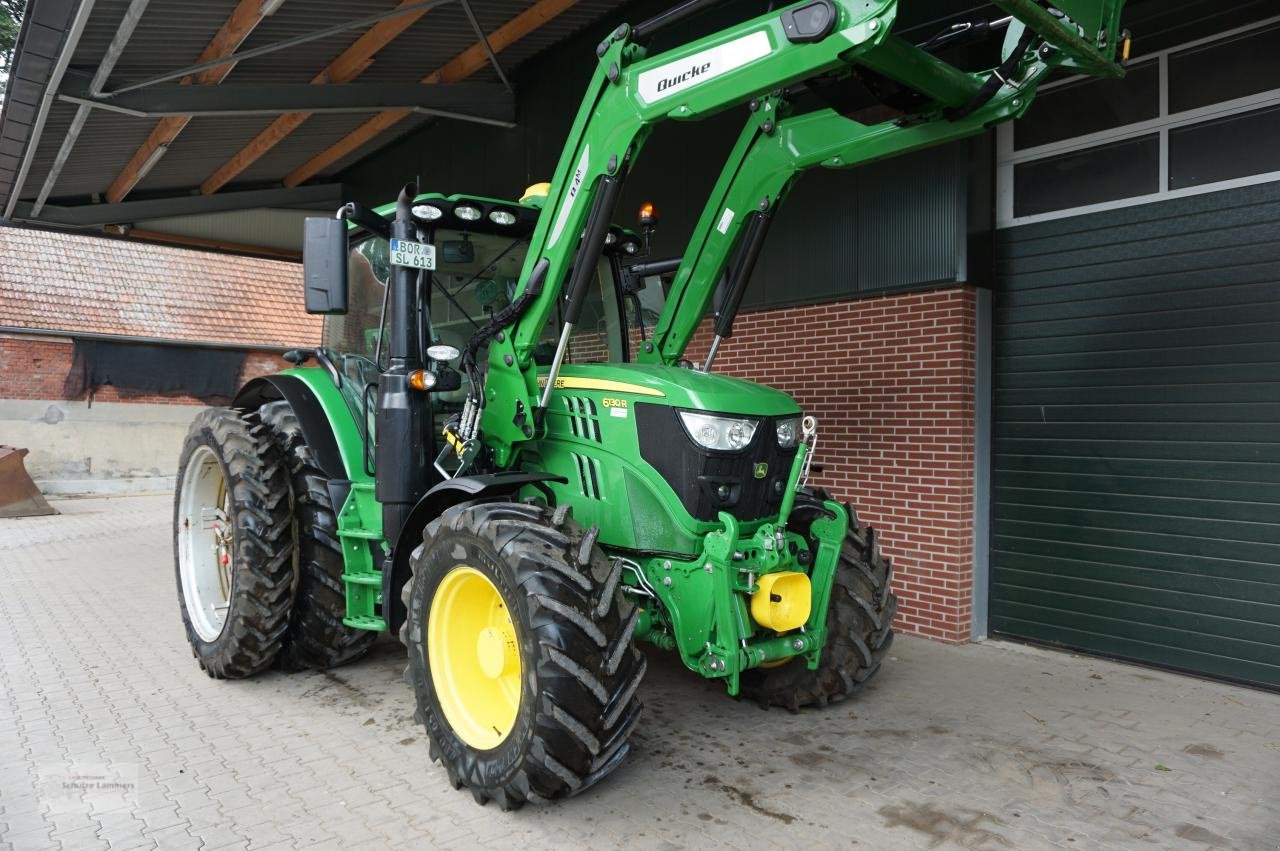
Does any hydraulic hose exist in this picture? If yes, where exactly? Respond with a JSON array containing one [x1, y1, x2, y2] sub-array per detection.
[[462, 256, 550, 383], [632, 0, 730, 42], [944, 19, 1038, 121]]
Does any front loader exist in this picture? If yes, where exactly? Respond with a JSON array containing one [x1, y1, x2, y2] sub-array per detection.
[[173, 0, 1128, 809]]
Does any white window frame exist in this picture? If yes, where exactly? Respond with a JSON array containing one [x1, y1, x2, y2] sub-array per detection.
[[997, 15, 1280, 228]]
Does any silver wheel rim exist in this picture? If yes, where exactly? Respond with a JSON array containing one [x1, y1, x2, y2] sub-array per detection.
[[178, 445, 234, 642]]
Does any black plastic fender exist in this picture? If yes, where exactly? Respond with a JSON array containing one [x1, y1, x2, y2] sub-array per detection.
[[383, 471, 567, 634]]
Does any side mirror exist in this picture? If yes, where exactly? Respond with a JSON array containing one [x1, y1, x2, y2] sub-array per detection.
[[303, 217, 348, 314]]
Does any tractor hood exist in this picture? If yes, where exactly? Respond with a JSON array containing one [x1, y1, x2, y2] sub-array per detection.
[[539, 363, 801, 417]]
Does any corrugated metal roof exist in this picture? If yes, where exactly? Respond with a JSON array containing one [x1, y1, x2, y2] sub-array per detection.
[[0, 0, 630, 254]]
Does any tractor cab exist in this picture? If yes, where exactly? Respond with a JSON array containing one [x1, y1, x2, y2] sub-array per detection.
[[313, 189, 656, 456]]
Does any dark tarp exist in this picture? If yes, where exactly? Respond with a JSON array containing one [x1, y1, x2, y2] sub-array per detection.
[[64, 340, 247, 404]]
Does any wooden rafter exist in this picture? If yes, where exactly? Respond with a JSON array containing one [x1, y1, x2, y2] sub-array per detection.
[[283, 0, 580, 189], [199, 0, 432, 196], [104, 0, 269, 205], [103, 225, 302, 261]]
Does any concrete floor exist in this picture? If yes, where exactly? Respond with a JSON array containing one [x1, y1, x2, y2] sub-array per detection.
[[1, 494, 1277, 850]]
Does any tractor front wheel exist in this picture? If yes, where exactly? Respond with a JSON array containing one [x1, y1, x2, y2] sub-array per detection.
[[401, 501, 645, 809], [741, 491, 897, 710]]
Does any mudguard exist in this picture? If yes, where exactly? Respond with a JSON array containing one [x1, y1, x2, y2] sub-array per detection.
[[383, 471, 567, 634], [234, 371, 369, 486]]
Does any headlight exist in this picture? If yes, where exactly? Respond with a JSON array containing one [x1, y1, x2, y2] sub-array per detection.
[[776, 416, 801, 448], [412, 204, 443, 220], [454, 204, 482, 221], [488, 209, 517, 225], [678, 412, 759, 451]]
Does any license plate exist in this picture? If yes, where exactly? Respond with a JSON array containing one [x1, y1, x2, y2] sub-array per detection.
[[389, 238, 436, 270]]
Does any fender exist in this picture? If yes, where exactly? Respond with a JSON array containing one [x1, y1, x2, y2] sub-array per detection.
[[383, 471, 567, 634], [233, 370, 368, 484]]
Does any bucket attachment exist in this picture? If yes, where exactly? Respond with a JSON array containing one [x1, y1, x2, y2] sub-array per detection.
[[0, 446, 58, 518]]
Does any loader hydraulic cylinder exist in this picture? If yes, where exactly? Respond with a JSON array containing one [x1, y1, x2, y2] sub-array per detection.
[[538, 172, 625, 417], [705, 210, 772, 371]]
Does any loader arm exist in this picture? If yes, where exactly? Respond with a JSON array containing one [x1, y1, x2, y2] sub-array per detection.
[[471, 0, 1126, 466], [645, 8, 1128, 364]]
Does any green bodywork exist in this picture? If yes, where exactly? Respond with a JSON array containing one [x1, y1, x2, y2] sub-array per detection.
[[286, 0, 1127, 694], [275, 367, 387, 629]]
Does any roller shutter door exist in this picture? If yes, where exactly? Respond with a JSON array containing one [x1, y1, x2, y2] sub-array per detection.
[[990, 183, 1280, 688]]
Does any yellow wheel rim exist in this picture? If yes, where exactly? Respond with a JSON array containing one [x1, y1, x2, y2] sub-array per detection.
[[427, 566, 522, 749]]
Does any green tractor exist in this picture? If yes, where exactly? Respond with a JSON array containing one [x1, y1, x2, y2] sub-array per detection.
[[174, 0, 1128, 808]]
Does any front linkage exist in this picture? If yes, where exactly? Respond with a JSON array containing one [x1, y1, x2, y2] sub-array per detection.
[[625, 419, 844, 695]]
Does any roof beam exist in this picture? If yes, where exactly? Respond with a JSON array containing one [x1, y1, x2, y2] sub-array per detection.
[[30, 0, 151, 217], [1, 0, 98, 220], [58, 79, 515, 124], [104, 0, 273, 205], [198, 0, 435, 197], [458, 0, 511, 91], [12, 183, 343, 227], [100, 0, 455, 97], [282, 0, 580, 189], [102, 225, 303, 261]]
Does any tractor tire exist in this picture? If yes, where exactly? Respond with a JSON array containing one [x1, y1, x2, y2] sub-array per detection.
[[740, 489, 896, 710], [401, 501, 645, 809], [174, 407, 294, 679], [259, 400, 376, 672]]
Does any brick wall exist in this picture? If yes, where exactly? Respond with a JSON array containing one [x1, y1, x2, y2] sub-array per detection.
[[0, 336, 289, 403], [2, 288, 979, 639], [686, 286, 978, 642]]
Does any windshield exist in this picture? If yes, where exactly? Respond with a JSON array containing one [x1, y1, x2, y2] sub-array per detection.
[[321, 229, 655, 365], [316, 219, 670, 457], [428, 229, 529, 356]]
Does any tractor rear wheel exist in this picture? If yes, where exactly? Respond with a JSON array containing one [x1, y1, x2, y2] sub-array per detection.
[[741, 490, 896, 710], [173, 407, 294, 678], [401, 501, 645, 809], [259, 401, 376, 671]]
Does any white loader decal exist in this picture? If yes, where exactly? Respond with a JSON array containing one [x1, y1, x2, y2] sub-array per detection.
[[637, 30, 772, 105], [548, 145, 590, 249]]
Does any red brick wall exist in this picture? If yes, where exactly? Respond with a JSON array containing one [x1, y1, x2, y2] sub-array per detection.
[[0, 336, 289, 404], [686, 287, 978, 642]]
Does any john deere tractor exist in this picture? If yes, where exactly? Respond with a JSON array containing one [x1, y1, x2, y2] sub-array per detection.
[[174, 0, 1128, 808]]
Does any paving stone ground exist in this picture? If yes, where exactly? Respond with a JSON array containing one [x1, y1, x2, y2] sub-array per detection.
[[1, 494, 1277, 850]]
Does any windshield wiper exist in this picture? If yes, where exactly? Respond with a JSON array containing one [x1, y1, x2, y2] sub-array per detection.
[[432, 277, 482, 330]]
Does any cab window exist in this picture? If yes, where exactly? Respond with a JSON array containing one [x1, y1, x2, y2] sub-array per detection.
[[322, 236, 388, 363], [535, 258, 627, 365], [319, 235, 389, 439], [427, 229, 528, 357]]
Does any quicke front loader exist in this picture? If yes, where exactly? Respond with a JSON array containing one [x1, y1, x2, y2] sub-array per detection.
[[174, 0, 1128, 808]]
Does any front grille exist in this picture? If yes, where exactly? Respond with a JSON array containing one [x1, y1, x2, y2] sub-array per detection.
[[635, 403, 799, 522]]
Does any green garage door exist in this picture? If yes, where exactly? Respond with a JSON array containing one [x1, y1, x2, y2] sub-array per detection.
[[991, 183, 1280, 688]]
